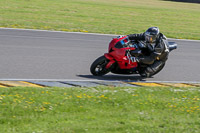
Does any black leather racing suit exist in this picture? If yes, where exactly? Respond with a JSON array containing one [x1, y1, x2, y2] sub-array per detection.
[[127, 33, 169, 77]]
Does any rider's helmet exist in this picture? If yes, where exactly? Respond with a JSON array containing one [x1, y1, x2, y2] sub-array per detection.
[[144, 27, 160, 43]]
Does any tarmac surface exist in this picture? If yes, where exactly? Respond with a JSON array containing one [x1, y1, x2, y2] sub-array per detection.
[[0, 28, 200, 83]]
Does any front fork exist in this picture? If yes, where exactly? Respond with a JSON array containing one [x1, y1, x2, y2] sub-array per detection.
[[104, 53, 116, 69]]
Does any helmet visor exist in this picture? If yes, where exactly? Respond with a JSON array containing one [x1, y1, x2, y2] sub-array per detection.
[[145, 35, 157, 43]]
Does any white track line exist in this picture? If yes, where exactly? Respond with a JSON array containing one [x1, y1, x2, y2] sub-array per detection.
[[1, 28, 200, 42], [0, 28, 115, 36], [0, 79, 200, 83]]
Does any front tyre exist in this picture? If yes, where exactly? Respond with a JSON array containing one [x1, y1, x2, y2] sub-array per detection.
[[90, 56, 110, 76]]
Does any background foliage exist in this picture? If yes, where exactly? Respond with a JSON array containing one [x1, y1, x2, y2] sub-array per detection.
[[0, 0, 200, 39], [1, 0, 200, 39]]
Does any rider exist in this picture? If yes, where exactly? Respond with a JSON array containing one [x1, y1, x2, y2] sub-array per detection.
[[127, 27, 169, 77]]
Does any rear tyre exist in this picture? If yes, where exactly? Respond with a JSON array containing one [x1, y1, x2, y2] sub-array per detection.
[[139, 63, 165, 78], [150, 63, 165, 77], [90, 56, 110, 76]]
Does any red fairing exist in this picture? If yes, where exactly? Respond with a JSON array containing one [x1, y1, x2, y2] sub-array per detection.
[[104, 36, 138, 70], [108, 36, 127, 53], [104, 53, 114, 60], [104, 53, 115, 69]]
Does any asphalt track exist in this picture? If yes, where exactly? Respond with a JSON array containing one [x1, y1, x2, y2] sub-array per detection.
[[0, 28, 200, 82]]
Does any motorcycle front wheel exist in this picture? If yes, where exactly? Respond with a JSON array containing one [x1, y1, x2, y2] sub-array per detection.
[[90, 56, 110, 76]]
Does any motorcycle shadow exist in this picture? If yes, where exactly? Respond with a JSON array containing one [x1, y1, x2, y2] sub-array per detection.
[[77, 74, 148, 81]]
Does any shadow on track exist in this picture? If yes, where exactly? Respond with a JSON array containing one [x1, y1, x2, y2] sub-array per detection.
[[77, 74, 149, 81]]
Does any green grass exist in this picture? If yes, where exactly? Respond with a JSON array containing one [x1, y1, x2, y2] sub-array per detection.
[[1, 86, 200, 132], [1, 0, 200, 40]]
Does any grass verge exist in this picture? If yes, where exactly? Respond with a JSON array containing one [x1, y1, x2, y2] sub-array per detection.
[[0, 86, 200, 132], [1, 0, 200, 40]]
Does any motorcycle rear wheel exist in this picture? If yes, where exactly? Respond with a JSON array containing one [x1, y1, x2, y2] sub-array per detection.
[[139, 63, 165, 78], [90, 56, 110, 76]]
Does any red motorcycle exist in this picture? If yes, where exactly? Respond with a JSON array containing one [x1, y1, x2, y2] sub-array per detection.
[[90, 36, 177, 77]]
